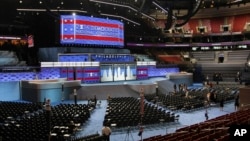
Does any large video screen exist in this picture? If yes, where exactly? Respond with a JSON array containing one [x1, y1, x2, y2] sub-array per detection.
[[60, 15, 124, 47]]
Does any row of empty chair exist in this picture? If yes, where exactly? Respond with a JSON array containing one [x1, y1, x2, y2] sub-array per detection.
[[191, 50, 249, 81], [146, 94, 204, 112], [103, 97, 177, 131], [0, 102, 94, 141], [186, 14, 250, 33], [191, 51, 215, 63], [145, 83, 239, 112], [200, 64, 245, 82], [0, 101, 42, 122], [227, 50, 250, 62], [191, 50, 250, 64]]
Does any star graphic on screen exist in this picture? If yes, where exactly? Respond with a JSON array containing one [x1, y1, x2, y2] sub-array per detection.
[[63, 35, 74, 40], [64, 19, 74, 24]]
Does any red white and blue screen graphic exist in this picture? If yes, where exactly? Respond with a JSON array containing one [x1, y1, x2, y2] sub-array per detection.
[[60, 15, 124, 47]]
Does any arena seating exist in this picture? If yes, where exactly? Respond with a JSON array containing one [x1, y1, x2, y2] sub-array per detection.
[[51, 104, 91, 126], [0, 102, 94, 141], [142, 108, 250, 141], [134, 54, 154, 62], [191, 51, 215, 63], [200, 63, 245, 82], [0, 51, 20, 66], [191, 50, 249, 81], [227, 50, 250, 62], [144, 83, 239, 112], [187, 19, 199, 34], [0, 101, 42, 122], [191, 50, 249, 65], [146, 93, 205, 112], [188, 14, 249, 35], [103, 97, 176, 130], [232, 14, 248, 32], [158, 55, 183, 64], [210, 17, 224, 33]]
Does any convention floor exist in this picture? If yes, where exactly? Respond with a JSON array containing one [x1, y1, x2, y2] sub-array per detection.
[[58, 99, 235, 141]]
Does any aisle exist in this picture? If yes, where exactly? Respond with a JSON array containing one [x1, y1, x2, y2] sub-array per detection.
[[110, 102, 235, 141], [76, 100, 108, 137], [69, 99, 235, 141]]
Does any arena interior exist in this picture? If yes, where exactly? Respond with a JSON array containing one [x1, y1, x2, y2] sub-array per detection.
[[1, 0, 250, 141]]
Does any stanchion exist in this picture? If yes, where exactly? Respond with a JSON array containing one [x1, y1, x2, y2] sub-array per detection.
[[139, 88, 144, 141], [74, 89, 77, 105], [61, 83, 64, 102], [124, 126, 134, 141]]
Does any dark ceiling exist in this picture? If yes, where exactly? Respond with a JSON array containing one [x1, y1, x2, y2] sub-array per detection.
[[1, 0, 250, 46]]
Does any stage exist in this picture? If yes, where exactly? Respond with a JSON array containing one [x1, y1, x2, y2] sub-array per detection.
[[1, 72, 194, 102], [20, 77, 173, 102]]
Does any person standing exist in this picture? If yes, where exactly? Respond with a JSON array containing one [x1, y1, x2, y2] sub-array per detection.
[[107, 94, 111, 103], [206, 75, 209, 85], [102, 125, 112, 141], [206, 91, 211, 106], [205, 109, 209, 120], [44, 99, 51, 119], [94, 95, 97, 107], [235, 93, 240, 111], [220, 98, 224, 111], [173, 84, 177, 93], [185, 89, 189, 98]]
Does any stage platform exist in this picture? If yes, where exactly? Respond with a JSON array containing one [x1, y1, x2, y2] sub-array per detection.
[[77, 77, 170, 100], [76, 73, 194, 100], [2, 73, 194, 102], [21, 78, 81, 103], [19, 77, 171, 102]]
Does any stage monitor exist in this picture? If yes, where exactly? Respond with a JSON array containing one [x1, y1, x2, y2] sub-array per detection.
[[60, 15, 124, 47]]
